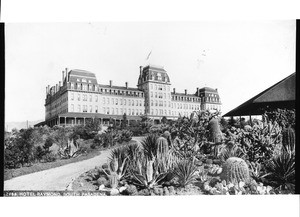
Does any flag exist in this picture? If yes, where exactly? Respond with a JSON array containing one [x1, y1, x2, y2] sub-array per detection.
[[146, 50, 152, 60]]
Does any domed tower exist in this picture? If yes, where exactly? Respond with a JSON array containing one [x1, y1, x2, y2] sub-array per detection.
[[137, 65, 171, 117]]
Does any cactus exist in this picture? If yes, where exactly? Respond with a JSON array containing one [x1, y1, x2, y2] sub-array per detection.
[[282, 127, 295, 153], [156, 136, 169, 155], [109, 172, 119, 189], [220, 157, 250, 184], [208, 118, 223, 143]]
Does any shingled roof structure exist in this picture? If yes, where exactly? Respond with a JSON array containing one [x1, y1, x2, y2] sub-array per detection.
[[223, 72, 295, 117]]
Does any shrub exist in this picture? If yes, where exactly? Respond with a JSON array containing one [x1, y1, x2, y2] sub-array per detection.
[[42, 152, 57, 162]]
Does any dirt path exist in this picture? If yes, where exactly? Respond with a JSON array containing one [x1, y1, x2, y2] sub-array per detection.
[[4, 137, 144, 191]]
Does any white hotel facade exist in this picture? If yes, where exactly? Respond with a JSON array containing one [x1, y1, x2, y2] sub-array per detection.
[[38, 65, 221, 127]]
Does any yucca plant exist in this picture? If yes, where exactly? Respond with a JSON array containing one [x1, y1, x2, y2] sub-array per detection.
[[173, 159, 198, 187], [264, 151, 295, 192]]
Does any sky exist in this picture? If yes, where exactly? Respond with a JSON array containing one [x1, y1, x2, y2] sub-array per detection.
[[5, 21, 295, 122]]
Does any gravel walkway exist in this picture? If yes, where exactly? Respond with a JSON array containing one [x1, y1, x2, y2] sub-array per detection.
[[4, 137, 143, 191]]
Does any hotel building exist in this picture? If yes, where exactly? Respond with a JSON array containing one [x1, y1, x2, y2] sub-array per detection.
[[38, 65, 221, 127]]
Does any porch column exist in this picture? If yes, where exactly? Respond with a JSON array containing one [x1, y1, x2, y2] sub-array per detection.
[[64, 117, 66, 126], [75, 117, 77, 125]]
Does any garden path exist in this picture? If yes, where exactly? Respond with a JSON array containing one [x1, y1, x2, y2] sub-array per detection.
[[4, 137, 143, 191]]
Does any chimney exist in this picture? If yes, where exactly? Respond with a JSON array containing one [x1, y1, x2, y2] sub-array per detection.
[[59, 81, 61, 89], [139, 66, 143, 76], [185, 89, 187, 95], [65, 68, 68, 82], [56, 84, 58, 93], [197, 87, 199, 96], [46, 86, 48, 95], [125, 82, 128, 89], [109, 80, 112, 87], [48, 85, 50, 94], [173, 88, 176, 93], [62, 71, 65, 84]]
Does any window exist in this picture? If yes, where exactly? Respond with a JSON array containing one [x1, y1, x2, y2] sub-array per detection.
[[151, 84, 153, 89], [120, 99, 123, 105], [116, 108, 118, 115], [78, 93, 81, 101], [83, 105, 87, 112], [71, 83, 74, 89], [151, 100, 153, 106], [95, 95, 98, 102], [89, 105, 92, 113], [107, 98, 110, 104], [112, 108, 114, 115], [83, 84, 87, 91], [129, 99, 131, 106], [95, 106, 98, 113], [103, 97, 106, 104], [124, 99, 126, 105], [89, 95, 92, 102], [116, 99, 118, 105], [155, 84, 157, 90], [112, 98, 114, 105], [71, 93, 74, 100], [78, 105, 81, 112], [71, 104, 74, 112]]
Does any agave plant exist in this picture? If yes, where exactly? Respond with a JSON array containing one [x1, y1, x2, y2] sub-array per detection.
[[219, 142, 245, 162], [248, 161, 268, 183], [141, 134, 159, 160], [107, 146, 129, 180], [172, 159, 198, 187], [128, 157, 169, 189], [264, 151, 295, 192]]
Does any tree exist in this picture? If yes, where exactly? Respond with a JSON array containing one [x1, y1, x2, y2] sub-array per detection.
[[161, 116, 167, 124]]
